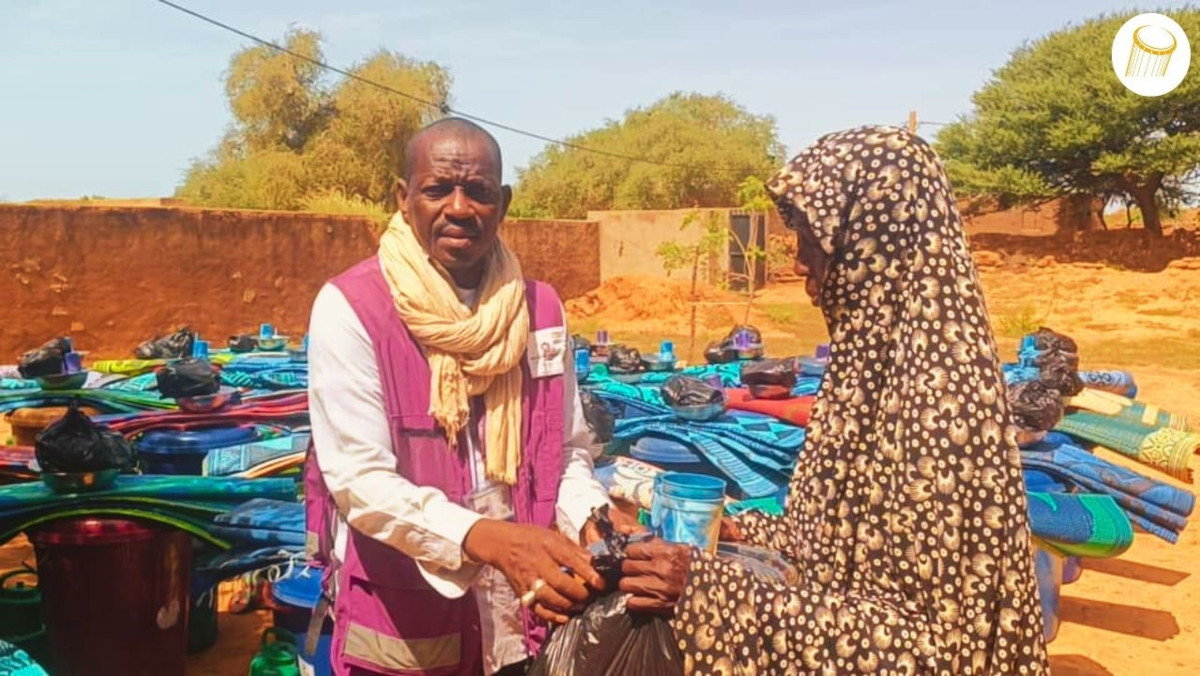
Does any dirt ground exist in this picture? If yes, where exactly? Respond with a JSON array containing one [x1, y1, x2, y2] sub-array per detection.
[[2, 260, 1197, 674]]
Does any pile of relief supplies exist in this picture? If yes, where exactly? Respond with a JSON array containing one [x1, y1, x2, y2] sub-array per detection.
[[574, 324, 1196, 647], [0, 324, 316, 666]]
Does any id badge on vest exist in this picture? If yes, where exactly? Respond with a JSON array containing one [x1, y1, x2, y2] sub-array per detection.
[[527, 326, 566, 379]]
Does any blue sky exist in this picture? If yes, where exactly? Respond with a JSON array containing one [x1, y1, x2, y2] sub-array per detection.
[[0, 0, 1187, 201]]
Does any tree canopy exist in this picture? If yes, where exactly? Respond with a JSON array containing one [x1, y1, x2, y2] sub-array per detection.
[[511, 93, 785, 219], [936, 10, 1200, 235], [177, 29, 451, 211]]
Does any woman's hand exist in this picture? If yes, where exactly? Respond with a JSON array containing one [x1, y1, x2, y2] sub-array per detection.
[[619, 538, 693, 614], [719, 517, 746, 543]]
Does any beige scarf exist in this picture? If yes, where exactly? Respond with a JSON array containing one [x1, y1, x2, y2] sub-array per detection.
[[377, 212, 529, 485]]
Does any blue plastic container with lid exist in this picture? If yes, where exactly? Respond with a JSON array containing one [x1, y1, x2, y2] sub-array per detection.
[[271, 566, 332, 676], [629, 437, 710, 476], [651, 472, 726, 554], [135, 425, 262, 475]]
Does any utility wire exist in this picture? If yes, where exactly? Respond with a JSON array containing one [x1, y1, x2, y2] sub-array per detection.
[[154, 0, 689, 168]]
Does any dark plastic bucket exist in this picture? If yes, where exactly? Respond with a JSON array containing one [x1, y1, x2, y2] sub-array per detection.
[[271, 566, 332, 676], [136, 425, 260, 475], [31, 518, 192, 675]]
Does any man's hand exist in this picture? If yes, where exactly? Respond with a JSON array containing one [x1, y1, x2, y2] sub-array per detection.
[[463, 519, 604, 624], [619, 538, 693, 614]]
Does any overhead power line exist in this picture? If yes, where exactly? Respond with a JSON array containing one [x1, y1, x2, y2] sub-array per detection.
[[154, 0, 688, 168]]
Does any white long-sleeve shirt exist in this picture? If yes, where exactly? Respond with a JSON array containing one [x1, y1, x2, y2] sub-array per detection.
[[308, 282, 610, 675]]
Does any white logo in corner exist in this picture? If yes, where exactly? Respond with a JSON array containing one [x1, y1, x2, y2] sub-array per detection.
[[1112, 13, 1191, 97]]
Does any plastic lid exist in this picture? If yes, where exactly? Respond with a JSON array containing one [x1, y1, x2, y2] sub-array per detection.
[[271, 565, 323, 609], [660, 340, 675, 356], [260, 323, 275, 338], [30, 517, 163, 546], [136, 425, 260, 454], [631, 436, 703, 465]]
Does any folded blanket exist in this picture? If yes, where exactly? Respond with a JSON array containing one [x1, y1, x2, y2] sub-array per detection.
[[638, 362, 745, 388], [1032, 433, 1194, 516], [723, 390, 815, 427], [1055, 412, 1198, 481], [211, 498, 305, 546], [0, 389, 176, 415], [1078, 370, 1138, 398], [614, 412, 804, 499], [587, 380, 670, 418], [99, 393, 309, 435], [1027, 491, 1133, 559], [0, 475, 296, 511], [1, 506, 229, 549], [1066, 390, 1190, 431], [204, 435, 306, 477], [1022, 444, 1191, 543]]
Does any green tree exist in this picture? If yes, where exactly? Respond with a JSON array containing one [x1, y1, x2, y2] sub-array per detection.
[[936, 10, 1200, 236], [656, 210, 730, 359], [513, 93, 785, 219], [177, 30, 451, 211]]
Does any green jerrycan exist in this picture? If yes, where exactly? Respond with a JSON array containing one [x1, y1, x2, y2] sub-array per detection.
[[249, 627, 301, 676]]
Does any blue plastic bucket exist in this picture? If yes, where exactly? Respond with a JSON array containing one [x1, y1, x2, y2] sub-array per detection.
[[136, 426, 261, 475], [1034, 545, 1063, 644], [651, 473, 726, 553], [629, 437, 709, 476], [271, 566, 332, 676]]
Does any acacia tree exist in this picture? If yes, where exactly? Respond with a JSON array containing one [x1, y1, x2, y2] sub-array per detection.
[[512, 93, 785, 219], [177, 29, 451, 211], [936, 10, 1200, 236]]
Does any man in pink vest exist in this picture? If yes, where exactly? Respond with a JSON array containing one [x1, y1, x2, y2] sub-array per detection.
[[307, 118, 622, 675]]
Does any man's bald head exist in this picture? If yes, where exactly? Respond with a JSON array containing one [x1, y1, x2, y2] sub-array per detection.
[[404, 117, 503, 183]]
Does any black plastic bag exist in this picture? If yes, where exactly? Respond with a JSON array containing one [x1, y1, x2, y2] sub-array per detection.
[[135, 327, 195, 360], [528, 593, 683, 676], [35, 400, 137, 473], [580, 391, 615, 444], [228, 334, 259, 353], [607, 346, 642, 373], [156, 358, 221, 398], [703, 340, 737, 364], [704, 324, 765, 364], [529, 508, 682, 676], [726, 324, 763, 346], [1035, 351, 1083, 396], [662, 375, 724, 408], [17, 337, 71, 379], [1031, 327, 1078, 355], [1007, 380, 1065, 432], [741, 358, 797, 399]]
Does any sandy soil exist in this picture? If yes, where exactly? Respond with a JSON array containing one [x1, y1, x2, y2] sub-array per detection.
[[1, 261, 1197, 674]]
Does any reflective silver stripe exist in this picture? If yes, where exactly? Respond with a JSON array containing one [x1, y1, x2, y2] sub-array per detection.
[[344, 623, 461, 671]]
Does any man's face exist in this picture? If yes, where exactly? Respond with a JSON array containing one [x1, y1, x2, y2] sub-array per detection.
[[397, 131, 511, 285]]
